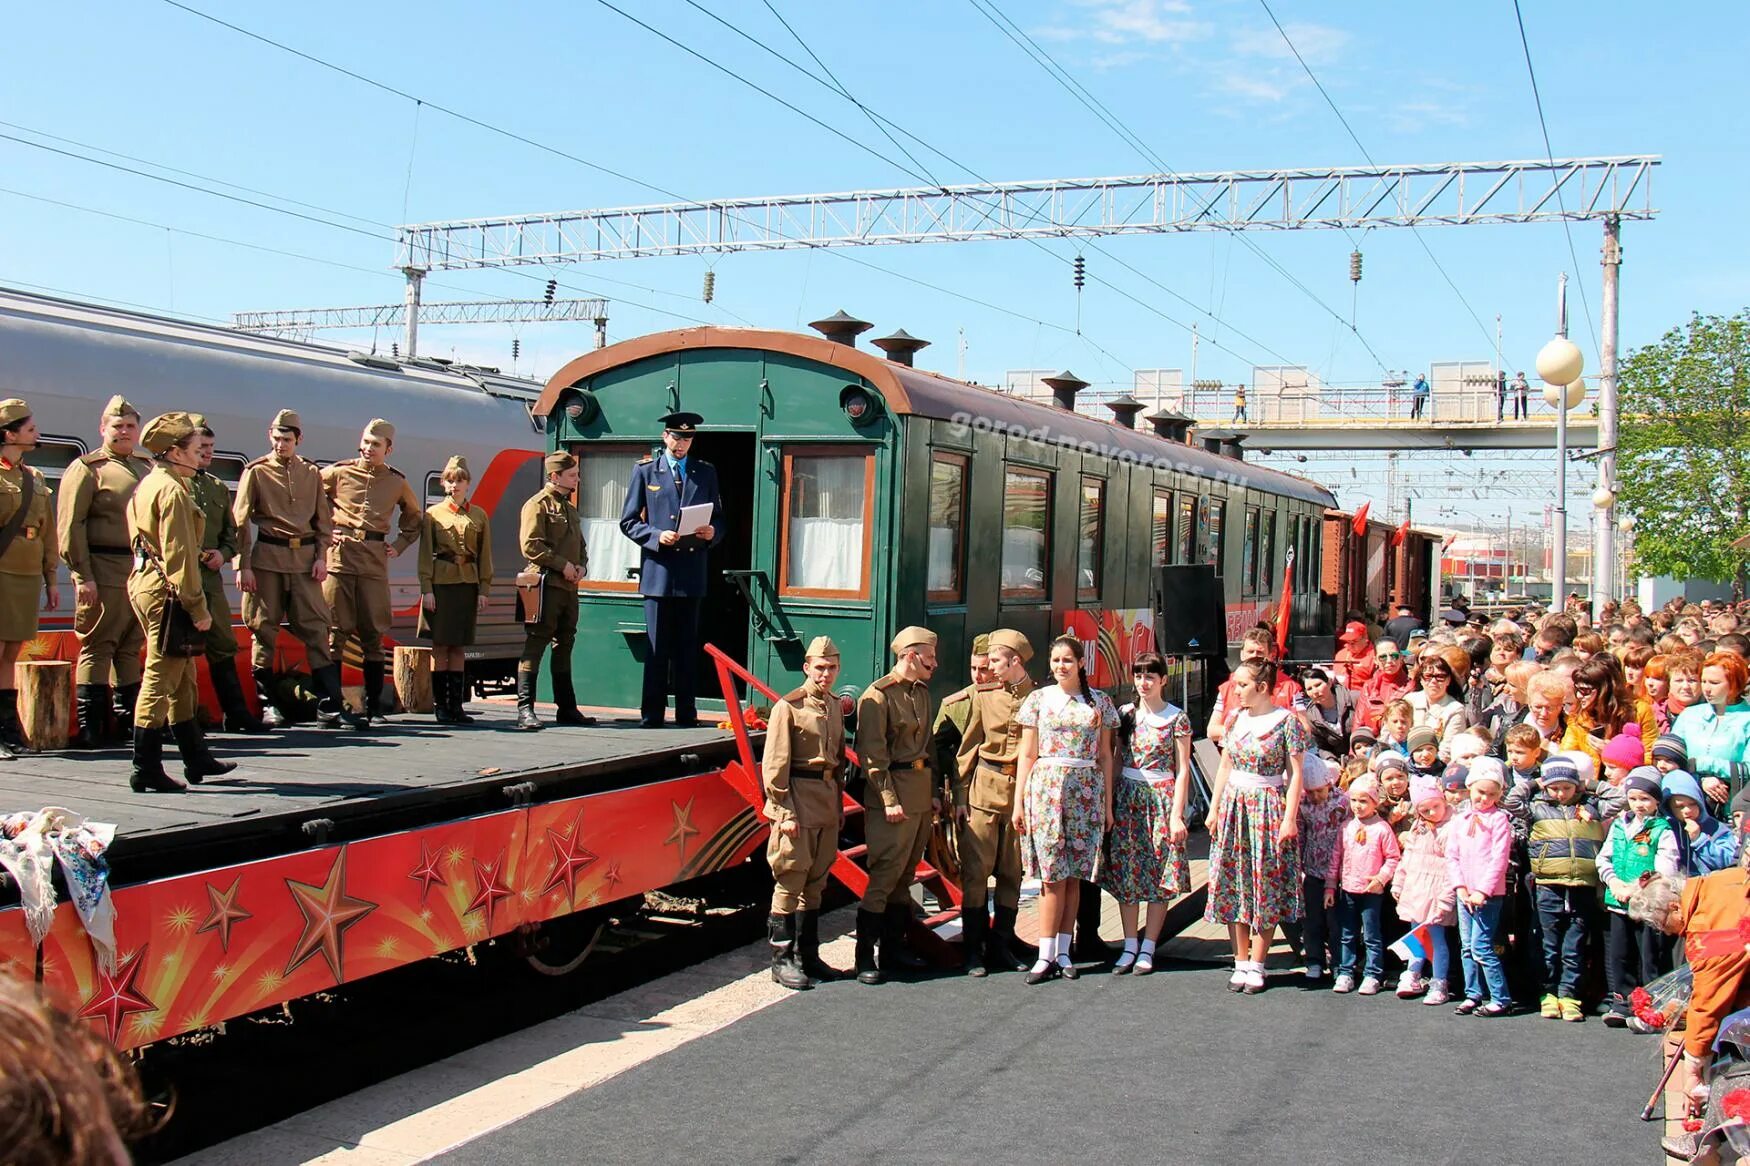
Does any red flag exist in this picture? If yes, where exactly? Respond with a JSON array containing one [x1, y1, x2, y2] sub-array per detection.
[[1350, 502, 1371, 537], [1274, 547, 1295, 658], [1392, 518, 1411, 547]]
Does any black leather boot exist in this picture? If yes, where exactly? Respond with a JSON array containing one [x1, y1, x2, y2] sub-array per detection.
[[251, 668, 288, 728], [961, 907, 989, 978], [989, 905, 1030, 973], [432, 672, 457, 725], [515, 666, 543, 732], [451, 666, 474, 724], [111, 683, 140, 744], [72, 684, 111, 750], [0, 689, 20, 759], [1073, 882, 1114, 964], [316, 664, 368, 730], [550, 658, 595, 726], [797, 909, 844, 982], [881, 904, 929, 973], [768, 913, 811, 990], [212, 664, 268, 733], [854, 909, 885, 984], [171, 720, 234, 784], [129, 726, 185, 793], [363, 660, 388, 723]]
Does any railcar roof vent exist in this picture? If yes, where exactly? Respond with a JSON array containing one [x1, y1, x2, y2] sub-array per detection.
[[1202, 429, 1246, 458], [872, 328, 929, 367], [1104, 393, 1144, 429], [808, 310, 874, 347], [1145, 408, 1194, 443], [1041, 370, 1088, 412]]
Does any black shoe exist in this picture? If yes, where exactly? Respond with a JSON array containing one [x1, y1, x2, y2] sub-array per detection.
[[797, 910, 844, 982], [515, 668, 543, 732], [854, 909, 885, 984], [452, 668, 475, 724], [768, 913, 811, 991], [880, 904, 929, 973], [960, 909, 989, 978], [0, 688, 22, 759], [363, 660, 388, 723], [639, 718, 666, 729], [1025, 961, 1059, 985], [988, 905, 1030, 973], [1057, 957, 1081, 982], [171, 720, 234, 785], [128, 726, 185, 793], [315, 664, 369, 730], [72, 684, 111, 750], [550, 662, 596, 725], [212, 664, 269, 733], [251, 668, 288, 729]]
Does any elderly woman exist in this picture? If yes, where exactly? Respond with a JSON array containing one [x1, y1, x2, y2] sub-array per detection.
[[1405, 644, 1470, 761], [1673, 650, 1750, 811], [1356, 640, 1413, 733], [1300, 667, 1353, 757]]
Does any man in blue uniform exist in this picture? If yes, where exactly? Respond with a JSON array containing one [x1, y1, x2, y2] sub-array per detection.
[[619, 411, 723, 728]]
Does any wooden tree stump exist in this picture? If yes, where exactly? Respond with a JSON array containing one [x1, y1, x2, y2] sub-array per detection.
[[18, 660, 71, 751], [393, 646, 433, 714]]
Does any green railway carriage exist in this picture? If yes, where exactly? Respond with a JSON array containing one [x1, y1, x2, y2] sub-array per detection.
[[532, 327, 1337, 711]]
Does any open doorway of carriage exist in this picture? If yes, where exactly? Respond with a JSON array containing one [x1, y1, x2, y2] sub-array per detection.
[[688, 430, 754, 711]]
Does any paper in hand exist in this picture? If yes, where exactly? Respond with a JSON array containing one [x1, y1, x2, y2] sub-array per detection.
[[677, 503, 714, 538]]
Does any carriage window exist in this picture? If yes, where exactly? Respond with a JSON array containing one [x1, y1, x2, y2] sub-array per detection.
[[425, 471, 446, 504], [1242, 507, 1260, 594], [1001, 467, 1051, 602], [782, 449, 873, 598], [577, 446, 646, 589], [31, 437, 85, 480], [1152, 490, 1172, 567], [1258, 510, 1276, 595], [1079, 477, 1104, 601], [1301, 515, 1315, 591], [1178, 495, 1196, 565], [927, 454, 966, 603], [1208, 499, 1226, 577]]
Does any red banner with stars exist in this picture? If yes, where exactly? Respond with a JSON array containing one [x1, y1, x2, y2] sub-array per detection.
[[0, 770, 766, 1050]]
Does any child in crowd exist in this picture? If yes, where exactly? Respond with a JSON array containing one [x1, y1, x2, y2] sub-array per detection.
[[1503, 721, 1545, 794], [1661, 770, 1739, 874], [1297, 754, 1350, 985], [1595, 766, 1678, 1026], [1651, 732, 1687, 776], [1448, 726, 1493, 770], [1374, 752, 1415, 838], [1348, 723, 1377, 766], [1596, 723, 1645, 821], [1441, 767, 1468, 810], [1391, 776, 1457, 1004], [1328, 774, 1401, 996], [1448, 757, 1515, 1017], [1525, 754, 1605, 1021], [1379, 700, 1413, 755], [1406, 725, 1442, 781]]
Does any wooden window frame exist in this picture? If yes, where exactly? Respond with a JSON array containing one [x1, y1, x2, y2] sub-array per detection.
[[1208, 498, 1226, 577], [1152, 488, 1173, 568], [778, 445, 876, 601], [1258, 509, 1276, 596], [577, 442, 650, 594], [926, 451, 969, 605], [1242, 506, 1261, 596], [1000, 465, 1053, 603], [1177, 494, 1196, 566], [1078, 475, 1105, 603]]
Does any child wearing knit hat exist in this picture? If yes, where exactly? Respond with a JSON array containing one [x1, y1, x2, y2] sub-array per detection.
[[1448, 756, 1516, 1016], [1595, 766, 1678, 1026], [1296, 754, 1350, 984], [1650, 732, 1688, 776], [1327, 774, 1401, 996], [1597, 723, 1647, 822], [1406, 724, 1442, 781], [1391, 774, 1458, 1003], [1526, 753, 1606, 1021]]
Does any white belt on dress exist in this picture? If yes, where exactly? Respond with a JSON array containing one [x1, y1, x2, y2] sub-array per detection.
[[1035, 756, 1096, 768], [1226, 767, 1283, 792], [1121, 766, 1173, 786]]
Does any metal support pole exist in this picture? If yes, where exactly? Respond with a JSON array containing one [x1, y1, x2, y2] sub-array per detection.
[[401, 266, 426, 359], [594, 316, 609, 350], [1554, 273, 1569, 613], [1594, 215, 1622, 618]]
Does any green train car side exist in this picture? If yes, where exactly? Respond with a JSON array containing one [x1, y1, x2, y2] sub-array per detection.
[[532, 327, 1337, 710]]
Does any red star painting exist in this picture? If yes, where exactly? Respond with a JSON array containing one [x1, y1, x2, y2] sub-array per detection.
[[195, 877, 252, 953], [284, 851, 378, 983], [77, 946, 155, 1044], [665, 797, 700, 861], [466, 851, 514, 931], [539, 811, 598, 907], [602, 859, 624, 896], [407, 838, 447, 905]]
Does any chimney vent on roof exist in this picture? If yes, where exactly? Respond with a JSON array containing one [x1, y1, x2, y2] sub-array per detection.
[[1146, 408, 1193, 443], [807, 310, 874, 347], [872, 328, 930, 367], [1041, 370, 1088, 412], [1104, 393, 1144, 429]]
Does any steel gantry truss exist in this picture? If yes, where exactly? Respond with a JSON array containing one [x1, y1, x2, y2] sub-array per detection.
[[232, 297, 609, 335], [397, 156, 1658, 269]]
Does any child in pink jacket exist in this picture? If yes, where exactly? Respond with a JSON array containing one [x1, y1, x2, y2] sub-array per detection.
[[1327, 774, 1401, 995], [1391, 776, 1457, 1004], [1445, 758, 1516, 1017]]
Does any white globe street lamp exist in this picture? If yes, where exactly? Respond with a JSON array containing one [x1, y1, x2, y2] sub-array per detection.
[[1536, 335, 1585, 388]]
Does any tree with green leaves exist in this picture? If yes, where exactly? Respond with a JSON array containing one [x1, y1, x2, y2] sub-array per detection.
[[1617, 309, 1750, 588]]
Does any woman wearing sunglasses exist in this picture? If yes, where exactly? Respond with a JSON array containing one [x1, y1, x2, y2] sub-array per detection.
[[1559, 654, 1655, 774], [1404, 644, 1470, 761], [1355, 641, 1414, 734]]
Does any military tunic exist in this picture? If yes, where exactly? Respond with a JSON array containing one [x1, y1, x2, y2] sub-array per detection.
[[56, 447, 149, 684], [932, 683, 979, 809], [125, 464, 209, 729], [856, 668, 936, 913], [518, 484, 585, 664], [0, 457, 57, 643], [191, 470, 240, 664], [954, 676, 1036, 911], [417, 501, 493, 645], [320, 459, 421, 664], [763, 680, 846, 914], [233, 452, 333, 670]]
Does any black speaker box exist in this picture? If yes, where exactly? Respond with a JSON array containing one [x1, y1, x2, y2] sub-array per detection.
[[1155, 565, 1227, 658]]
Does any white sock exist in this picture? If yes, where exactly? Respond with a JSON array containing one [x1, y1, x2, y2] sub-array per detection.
[[1122, 937, 1141, 954], [1056, 932, 1074, 963], [1138, 939, 1156, 957], [1037, 934, 1057, 961]]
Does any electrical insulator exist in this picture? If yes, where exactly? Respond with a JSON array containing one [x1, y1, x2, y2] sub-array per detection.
[[512, 338, 521, 361], [543, 279, 557, 304], [391, 342, 399, 358], [1073, 255, 1086, 290], [1349, 250, 1363, 282], [702, 270, 716, 303]]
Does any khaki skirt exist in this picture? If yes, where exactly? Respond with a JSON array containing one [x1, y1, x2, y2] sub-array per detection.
[[421, 583, 478, 645], [0, 572, 41, 642]]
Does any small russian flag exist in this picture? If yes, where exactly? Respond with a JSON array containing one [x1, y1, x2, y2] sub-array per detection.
[[1390, 923, 1436, 965]]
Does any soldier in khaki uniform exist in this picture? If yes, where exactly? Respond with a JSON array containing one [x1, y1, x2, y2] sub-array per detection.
[[233, 409, 361, 729], [0, 399, 59, 759], [515, 451, 593, 731], [931, 633, 994, 803], [852, 625, 940, 984], [190, 416, 265, 734], [125, 413, 233, 792], [57, 394, 149, 748], [762, 635, 847, 990], [955, 628, 1035, 977], [321, 419, 422, 724]]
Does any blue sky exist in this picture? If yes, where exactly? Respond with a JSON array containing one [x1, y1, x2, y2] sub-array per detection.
[[2, 0, 1740, 432]]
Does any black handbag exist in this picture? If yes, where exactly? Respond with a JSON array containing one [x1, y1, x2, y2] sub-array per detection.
[[156, 586, 206, 658]]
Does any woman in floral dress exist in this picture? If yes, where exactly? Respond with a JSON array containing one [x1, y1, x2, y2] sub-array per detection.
[[1204, 659, 1309, 995], [1014, 635, 1117, 984], [1102, 652, 1192, 976]]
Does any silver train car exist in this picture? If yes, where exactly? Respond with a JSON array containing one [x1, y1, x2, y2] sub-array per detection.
[[0, 287, 550, 686]]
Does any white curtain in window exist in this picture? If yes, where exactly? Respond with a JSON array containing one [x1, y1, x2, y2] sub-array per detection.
[[578, 454, 641, 585], [788, 456, 866, 591], [927, 525, 957, 592]]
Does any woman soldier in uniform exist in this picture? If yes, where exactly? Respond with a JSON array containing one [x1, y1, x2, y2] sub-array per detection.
[[0, 399, 58, 759], [418, 456, 493, 724], [124, 412, 234, 792]]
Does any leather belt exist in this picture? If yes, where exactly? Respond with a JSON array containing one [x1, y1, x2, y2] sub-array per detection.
[[435, 551, 474, 563], [89, 544, 131, 556], [337, 527, 387, 542], [793, 765, 841, 780], [895, 757, 932, 771], [257, 533, 316, 548], [978, 759, 1018, 776]]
